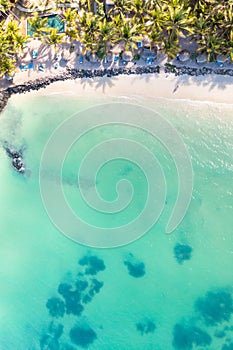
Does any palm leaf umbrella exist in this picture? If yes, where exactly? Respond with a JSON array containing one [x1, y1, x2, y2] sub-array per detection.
[[196, 53, 207, 64], [122, 50, 133, 62], [178, 50, 190, 62]]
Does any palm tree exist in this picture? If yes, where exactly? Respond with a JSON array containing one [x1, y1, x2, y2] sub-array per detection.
[[28, 12, 50, 38], [62, 8, 78, 45], [112, 15, 142, 52], [0, 0, 11, 12], [77, 0, 95, 12], [162, 0, 194, 40], [197, 33, 224, 61], [131, 0, 149, 24], [62, 8, 78, 27], [144, 2, 165, 34], [77, 11, 99, 53], [109, 0, 133, 19], [0, 54, 16, 78], [96, 17, 114, 58], [161, 36, 181, 61], [4, 21, 20, 42], [44, 28, 65, 52]]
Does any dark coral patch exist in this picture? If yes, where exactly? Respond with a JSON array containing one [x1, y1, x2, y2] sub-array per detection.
[[195, 290, 233, 326], [46, 297, 65, 318], [136, 319, 156, 335], [57, 282, 84, 316], [75, 279, 88, 292], [173, 323, 212, 349], [69, 325, 97, 348], [48, 321, 64, 339], [124, 253, 145, 278], [40, 334, 59, 350], [66, 299, 84, 316], [214, 329, 226, 338], [82, 294, 92, 304], [58, 283, 73, 298], [90, 279, 104, 294], [79, 255, 106, 275], [60, 344, 76, 350], [222, 344, 233, 350], [174, 243, 192, 264]]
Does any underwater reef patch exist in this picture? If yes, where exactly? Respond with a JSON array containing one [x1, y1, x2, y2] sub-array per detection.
[[172, 323, 212, 349], [195, 290, 233, 326], [124, 253, 145, 278], [174, 243, 192, 264], [78, 255, 106, 275], [136, 319, 156, 335], [46, 297, 65, 318], [69, 324, 97, 348]]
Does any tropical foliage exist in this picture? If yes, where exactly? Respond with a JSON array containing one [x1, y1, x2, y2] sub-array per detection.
[[1, 0, 233, 77]]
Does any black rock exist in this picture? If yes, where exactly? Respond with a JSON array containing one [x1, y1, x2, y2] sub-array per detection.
[[124, 253, 145, 278], [136, 319, 156, 335], [69, 325, 97, 348], [46, 297, 65, 318], [78, 255, 106, 275], [174, 243, 192, 264]]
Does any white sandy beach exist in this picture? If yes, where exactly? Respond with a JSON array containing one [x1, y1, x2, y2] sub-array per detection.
[[25, 72, 233, 105], [1, 38, 233, 105]]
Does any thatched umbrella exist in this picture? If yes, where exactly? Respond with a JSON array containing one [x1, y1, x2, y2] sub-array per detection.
[[106, 53, 113, 62], [110, 42, 124, 55], [178, 50, 190, 62], [216, 54, 228, 64], [196, 53, 207, 64], [142, 36, 151, 48], [141, 48, 157, 60], [89, 53, 98, 63], [122, 51, 133, 62]]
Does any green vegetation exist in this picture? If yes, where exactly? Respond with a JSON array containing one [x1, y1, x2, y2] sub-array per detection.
[[1, 0, 233, 78]]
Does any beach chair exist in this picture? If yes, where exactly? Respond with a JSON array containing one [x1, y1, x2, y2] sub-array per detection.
[[54, 62, 59, 69], [114, 55, 119, 63], [55, 53, 61, 61], [137, 42, 142, 49], [32, 50, 38, 59], [38, 63, 45, 72], [28, 61, 34, 69], [103, 57, 107, 64], [20, 63, 27, 71], [79, 56, 83, 64], [146, 57, 153, 65]]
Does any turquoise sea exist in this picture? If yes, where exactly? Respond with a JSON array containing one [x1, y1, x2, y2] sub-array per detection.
[[0, 89, 233, 350]]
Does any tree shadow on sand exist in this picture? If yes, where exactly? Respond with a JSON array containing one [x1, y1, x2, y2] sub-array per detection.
[[79, 75, 119, 93], [174, 71, 233, 93]]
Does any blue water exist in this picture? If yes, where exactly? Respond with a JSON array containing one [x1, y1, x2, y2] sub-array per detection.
[[27, 15, 65, 36], [0, 92, 233, 350]]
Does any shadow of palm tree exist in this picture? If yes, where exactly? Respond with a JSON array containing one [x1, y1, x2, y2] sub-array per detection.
[[175, 72, 233, 92], [93, 75, 118, 92]]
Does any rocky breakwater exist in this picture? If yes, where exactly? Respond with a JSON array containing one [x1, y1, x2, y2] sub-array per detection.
[[4, 143, 25, 174], [164, 63, 233, 77], [1, 62, 233, 113], [0, 66, 161, 113], [0, 91, 10, 113]]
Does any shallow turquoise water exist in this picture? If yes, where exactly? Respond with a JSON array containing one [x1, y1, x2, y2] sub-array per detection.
[[0, 92, 233, 350]]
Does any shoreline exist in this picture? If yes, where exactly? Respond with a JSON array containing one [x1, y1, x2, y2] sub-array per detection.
[[1, 63, 233, 112]]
